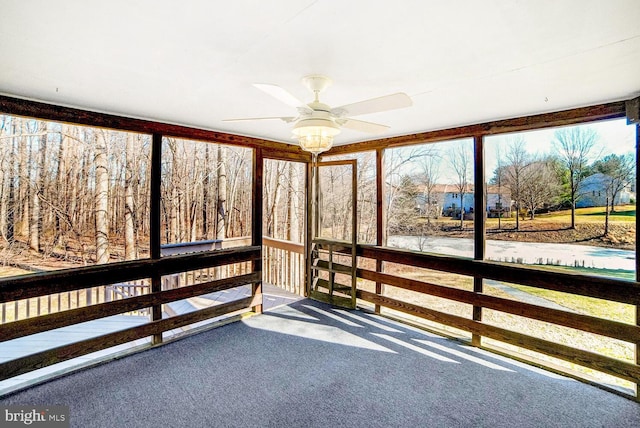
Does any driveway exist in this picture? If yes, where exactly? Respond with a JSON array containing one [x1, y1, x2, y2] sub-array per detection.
[[388, 235, 635, 271]]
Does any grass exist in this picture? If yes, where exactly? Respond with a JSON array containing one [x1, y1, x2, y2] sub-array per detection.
[[536, 206, 636, 223], [536, 264, 635, 280], [502, 282, 635, 324]]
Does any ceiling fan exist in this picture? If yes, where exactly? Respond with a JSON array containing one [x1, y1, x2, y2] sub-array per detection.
[[224, 75, 412, 155]]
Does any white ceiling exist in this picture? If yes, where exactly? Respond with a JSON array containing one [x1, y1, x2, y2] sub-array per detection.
[[1, 0, 639, 146]]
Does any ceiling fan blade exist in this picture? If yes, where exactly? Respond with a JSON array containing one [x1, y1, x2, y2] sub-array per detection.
[[332, 92, 412, 117], [223, 116, 296, 123], [341, 118, 390, 134], [253, 83, 309, 110]]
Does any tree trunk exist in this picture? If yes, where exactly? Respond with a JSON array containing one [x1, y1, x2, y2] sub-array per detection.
[[604, 196, 610, 236], [459, 193, 464, 228], [216, 145, 227, 240], [54, 126, 68, 248], [19, 118, 29, 238], [203, 145, 212, 239], [124, 134, 136, 260], [4, 121, 17, 243], [95, 130, 110, 264], [29, 123, 46, 252], [570, 171, 576, 229]]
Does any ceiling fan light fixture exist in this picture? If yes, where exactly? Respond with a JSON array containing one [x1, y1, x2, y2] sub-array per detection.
[[292, 118, 340, 154]]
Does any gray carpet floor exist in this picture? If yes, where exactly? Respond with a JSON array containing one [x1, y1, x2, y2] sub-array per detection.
[[2, 299, 639, 428]]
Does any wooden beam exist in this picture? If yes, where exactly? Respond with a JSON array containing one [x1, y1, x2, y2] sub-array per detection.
[[251, 149, 264, 314], [305, 161, 313, 297], [636, 122, 640, 399], [150, 134, 162, 260], [472, 135, 485, 346], [150, 133, 163, 344], [0, 95, 306, 155], [375, 148, 385, 313], [326, 101, 626, 156]]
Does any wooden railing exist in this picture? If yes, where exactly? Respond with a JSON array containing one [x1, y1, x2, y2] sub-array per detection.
[[0, 234, 293, 325], [0, 280, 153, 323], [262, 236, 305, 296], [314, 240, 640, 399], [0, 246, 261, 382]]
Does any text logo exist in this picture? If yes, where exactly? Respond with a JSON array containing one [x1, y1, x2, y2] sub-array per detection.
[[1, 406, 69, 428]]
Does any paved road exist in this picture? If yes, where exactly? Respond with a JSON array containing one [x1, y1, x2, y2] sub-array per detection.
[[388, 235, 634, 271]]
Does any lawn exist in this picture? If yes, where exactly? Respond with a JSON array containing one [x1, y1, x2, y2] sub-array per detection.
[[535, 205, 636, 223]]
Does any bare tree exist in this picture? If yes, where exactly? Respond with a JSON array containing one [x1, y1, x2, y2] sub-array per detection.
[[493, 145, 504, 229], [499, 137, 531, 230], [124, 134, 137, 260], [448, 141, 472, 229], [420, 147, 441, 224], [94, 130, 110, 264], [28, 121, 47, 252], [592, 153, 635, 213], [264, 160, 285, 237], [216, 145, 228, 240], [521, 157, 561, 219], [591, 153, 635, 235], [553, 126, 599, 229], [385, 146, 432, 236]]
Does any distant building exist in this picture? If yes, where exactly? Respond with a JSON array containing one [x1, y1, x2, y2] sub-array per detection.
[[577, 173, 635, 208], [486, 185, 512, 218], [415, 184, 512, 218]]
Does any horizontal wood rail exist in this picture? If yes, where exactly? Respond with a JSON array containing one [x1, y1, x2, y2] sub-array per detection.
[[358, 290, 640, 384], [315, 240, 640, 394], [0, 295, 259, 381], [0, 273, 259, 343], [0, 246, 261, 303], [357, 268, 640, 343], [0, 246, 262, 383], [357, 245, 640, 305], [262, 236, 304, 254]]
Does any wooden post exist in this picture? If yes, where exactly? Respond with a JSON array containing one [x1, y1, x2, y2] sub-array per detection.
[[252, 148, 264, 314], [635, 122, 640, 401], [472, 135, 485, 347], [375, 148, 386, 313], [305, 161, 313, 297], [351, 160, 358, 308], [150, 133, 163, 345]]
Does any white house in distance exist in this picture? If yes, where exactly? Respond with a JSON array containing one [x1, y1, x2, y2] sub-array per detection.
[[577, 173, 635, 208], [416, 184, 511, 218]]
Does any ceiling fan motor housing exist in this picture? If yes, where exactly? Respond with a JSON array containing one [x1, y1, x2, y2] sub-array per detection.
[[302, 75, 332, 95]]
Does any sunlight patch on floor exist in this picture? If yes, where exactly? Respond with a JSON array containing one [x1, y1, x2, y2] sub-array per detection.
[[332, 309, 404, 333], [371, 333, 459, 363], [302, 305, 364, 328], [413, 339, 514, 371], [244, 315, 396, 353]]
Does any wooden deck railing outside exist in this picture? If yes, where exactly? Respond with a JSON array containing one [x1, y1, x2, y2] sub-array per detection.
[[262, 236, 305, 296]]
